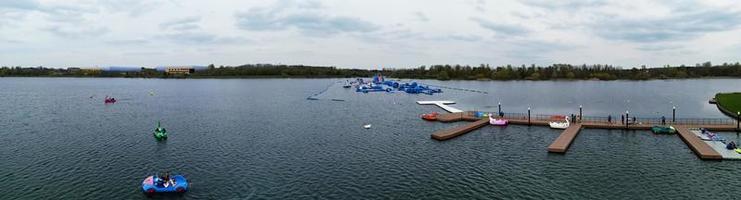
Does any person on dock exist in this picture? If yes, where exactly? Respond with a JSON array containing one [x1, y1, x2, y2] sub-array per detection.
[[608, 115, 612, 124], [661, 116, 666, 125], [621, 115, 624, 125]]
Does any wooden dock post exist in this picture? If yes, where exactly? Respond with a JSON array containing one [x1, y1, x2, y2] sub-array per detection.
[[625, 111, 629, 129], [579, 105, 582, 123], [527, 107, 531, 126]]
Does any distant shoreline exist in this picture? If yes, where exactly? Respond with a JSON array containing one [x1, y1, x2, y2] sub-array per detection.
[[2, 63, 741, 81], [1, 75, 740, 81]]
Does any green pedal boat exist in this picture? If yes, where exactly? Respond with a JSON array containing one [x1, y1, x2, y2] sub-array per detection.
[[651, 125, 676, 134], [154, 121, 168, 140]]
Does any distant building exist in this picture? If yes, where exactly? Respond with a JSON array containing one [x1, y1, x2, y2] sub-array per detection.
[[165, 67, 195, 74], [156, 66, 207, 75], [81, 68, 102, 74], [105, 66, 142, 72]]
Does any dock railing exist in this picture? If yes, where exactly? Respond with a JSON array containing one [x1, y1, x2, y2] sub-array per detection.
[[480, 111, 738, 126]]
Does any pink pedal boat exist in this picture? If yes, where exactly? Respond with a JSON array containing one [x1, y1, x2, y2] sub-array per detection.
[[489, 115, 508, 126]]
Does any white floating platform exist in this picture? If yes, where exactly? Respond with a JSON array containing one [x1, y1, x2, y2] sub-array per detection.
[[416, 101, 463, 113], [690, 130, 741, 160]]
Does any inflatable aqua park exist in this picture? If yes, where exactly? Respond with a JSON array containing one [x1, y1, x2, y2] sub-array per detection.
[[354, 74, 443, 95], [141, 174, 188, 194], [153, 121, 167, 140]]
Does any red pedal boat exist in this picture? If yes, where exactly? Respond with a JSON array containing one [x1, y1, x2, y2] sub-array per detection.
[[420, 112, 439, 121], [104, 96, 116, 104]]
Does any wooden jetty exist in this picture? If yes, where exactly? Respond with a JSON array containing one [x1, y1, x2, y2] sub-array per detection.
[[435, 112, 480, 122], [431, 119, 489, 141], [419, 100, 740, 160], [686, 129, 741, 160], [674, 126, 723, 160], [547, 124, 583, 153]]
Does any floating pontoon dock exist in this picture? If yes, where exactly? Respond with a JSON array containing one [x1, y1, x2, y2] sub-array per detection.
[[428, 111, 487, 140], [682, 127, 740, 160], [673, 126, 723, 160], [420, 100, 740, 160], [431, 119, 489, 141], [435, 112, 480, 122], [547, 124, 583, 153]]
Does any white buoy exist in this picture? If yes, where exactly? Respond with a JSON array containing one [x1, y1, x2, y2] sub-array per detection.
[[363, 124, 372, 129]]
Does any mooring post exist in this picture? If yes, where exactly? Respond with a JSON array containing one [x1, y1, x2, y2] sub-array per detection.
[[737, 111, 740, 130], [672, 106, 676, 124], [579, 105, 583, 123], [528, 107, 531, 126], [625, 110, 629, 129]]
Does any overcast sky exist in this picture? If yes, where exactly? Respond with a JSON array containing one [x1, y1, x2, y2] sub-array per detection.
[[2, 0, 741, 69]]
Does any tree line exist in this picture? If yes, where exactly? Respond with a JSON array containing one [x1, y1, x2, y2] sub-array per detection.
[[384, 62, 741, 80], [2, 62, 741, 80]]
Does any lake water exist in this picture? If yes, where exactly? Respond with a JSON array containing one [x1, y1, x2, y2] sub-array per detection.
[[1, 78, 740, 199]]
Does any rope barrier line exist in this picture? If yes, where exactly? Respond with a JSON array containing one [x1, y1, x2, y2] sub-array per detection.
[[422, 83, 488, 94], [306, 81, 337, 100]]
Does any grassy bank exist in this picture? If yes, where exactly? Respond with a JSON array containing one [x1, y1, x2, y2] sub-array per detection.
[[715, 92, 741, 118]]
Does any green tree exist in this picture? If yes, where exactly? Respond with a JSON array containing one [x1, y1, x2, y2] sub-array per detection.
[[526, 72, 541, 80], [566, 72, 575, 79], [437, 71, 450, 80]]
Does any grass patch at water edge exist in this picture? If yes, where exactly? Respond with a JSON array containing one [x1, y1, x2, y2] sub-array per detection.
[[716, 92, 741, 117]]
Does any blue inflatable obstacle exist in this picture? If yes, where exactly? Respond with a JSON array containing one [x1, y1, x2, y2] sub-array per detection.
[[396, 82, 442, 95], [356, 84, 390, 93], [142, 174, 189, 195], [353, 74, 443, 95]]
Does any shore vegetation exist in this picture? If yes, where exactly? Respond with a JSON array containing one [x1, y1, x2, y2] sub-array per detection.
[[716, 93, 741, 118], [2, 62, 741, 81]]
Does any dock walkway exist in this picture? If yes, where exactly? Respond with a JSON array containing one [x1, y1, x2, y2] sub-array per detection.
[[687, 129, 741, 160], [547, 124, 583, 153], [670, 126, 722, 160], [436, 112, 479, 122], [431, 119, 489, 141]]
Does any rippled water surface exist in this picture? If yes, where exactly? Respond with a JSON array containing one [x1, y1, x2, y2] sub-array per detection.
[[1, 78, 741, 199]]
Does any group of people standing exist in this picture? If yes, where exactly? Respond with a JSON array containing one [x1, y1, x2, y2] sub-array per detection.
[[606, 114, 637, 124], [606, 115, 668, 125]]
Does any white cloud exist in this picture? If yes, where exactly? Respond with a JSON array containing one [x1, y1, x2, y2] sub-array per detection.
[[159, 16, 202, 30], [413, 12, 429, 22], [0, 0, 740, 68], [234, 0, 379, 36]]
